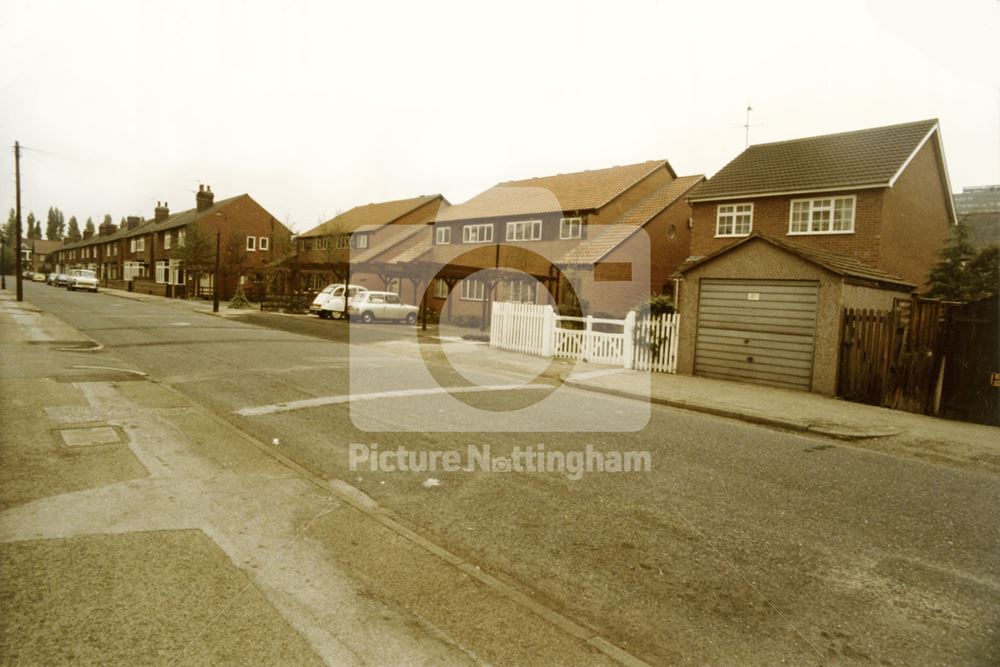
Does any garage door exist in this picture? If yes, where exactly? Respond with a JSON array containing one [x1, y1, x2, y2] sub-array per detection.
[[695, 279, 819, 390]]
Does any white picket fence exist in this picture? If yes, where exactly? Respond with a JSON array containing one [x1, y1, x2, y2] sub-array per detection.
[[489, 301, 679, 373]]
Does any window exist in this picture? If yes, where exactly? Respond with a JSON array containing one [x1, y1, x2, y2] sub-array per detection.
[[435, 226, 451, 244], [715, 203, 753, 237], [177, 228, 185, 247], [336, 235, 350, 249], [461, 279, 485, 301], [129, 239, 135, 253], [155, 260, 169, 284], [246, 236, 256, 251], [386, 294, 401, 305], [503, 279, 536, 303], [433, 279, 449, 298], [164, 232, 172, 250], [789, 196, 856, 234], [259, 236, 269, 251], [506, 220, 542, 242], [353, 233, 368, 249], [559, 217, 583, 240], [463, 224, 494, 243]]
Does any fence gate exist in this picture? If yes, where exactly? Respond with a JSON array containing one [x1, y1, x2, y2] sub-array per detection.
[[489, 302, 680, 373]]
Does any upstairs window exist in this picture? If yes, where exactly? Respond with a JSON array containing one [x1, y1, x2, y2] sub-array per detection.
[[789, 196, 856, 234], [506, 220, 542, 242], [435, 227, 451, 245], [433, 279, 449, 298], [259, 236, 269, 250], [164, 232, 172, 250], [715, 203, 753, 237], [246, 236, 256, 251], [559, 217, 583, 240], [353, 233, 369, 249], [463, 224, 494, 244]]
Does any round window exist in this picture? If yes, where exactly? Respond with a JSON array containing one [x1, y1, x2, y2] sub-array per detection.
[[666, 223, 677, 240]]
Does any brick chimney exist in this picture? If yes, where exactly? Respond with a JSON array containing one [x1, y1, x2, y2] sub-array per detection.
[[126, 216, 142, 230], [83, 229, 93, 240], [154, 201, 170, 223], [196, 185, 215, 212], [99, 221, 116, 236]]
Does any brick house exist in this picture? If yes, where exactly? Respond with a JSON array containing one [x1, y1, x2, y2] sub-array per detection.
[[27, 239, 63, 273], [284, 194, 448, 293], [686, 119, 956, 288], [674, 119, 957, 394], [370, 160, 703, 322], [52, 185, 290, 299]]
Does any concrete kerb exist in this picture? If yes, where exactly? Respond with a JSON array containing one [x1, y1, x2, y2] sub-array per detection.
[[563, 379, 901, 441]]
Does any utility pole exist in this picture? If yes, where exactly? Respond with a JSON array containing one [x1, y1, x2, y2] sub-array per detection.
[[14, 141, 24, 301], [1, 234, 6, 290]]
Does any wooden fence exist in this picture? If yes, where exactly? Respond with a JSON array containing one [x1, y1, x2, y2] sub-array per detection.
[[838, 296, 998, 424], [489, 301, 679, 372]]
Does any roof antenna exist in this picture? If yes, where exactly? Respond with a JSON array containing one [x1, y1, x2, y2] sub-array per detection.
[[739, 104, 763, 148]]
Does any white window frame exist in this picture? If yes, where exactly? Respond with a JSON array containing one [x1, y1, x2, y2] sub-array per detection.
[[715, 203, 754, 238], [259, 236, 269, 250], [435, 226, 451, 245], [433, 279, 449, 298], [559, 217, 583, 240], [164, 232, 172, 250], [336, 235, 350, 249], [177, 229, 186, 247], [462, 224, 494, 244], [353, 233, 369, 249], [246, 236, 256, 251], [788, 195, 856, 235], [460, 278, 485, 301], [504, 279, 536, 303], [505, 219, 542, 242]]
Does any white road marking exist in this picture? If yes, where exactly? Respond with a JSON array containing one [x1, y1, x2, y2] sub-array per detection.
[[236, 384, 551, 417], [70, 365, 148, 377]]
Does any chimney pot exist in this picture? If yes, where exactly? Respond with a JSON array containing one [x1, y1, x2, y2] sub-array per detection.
[[196, 184, 216, 212]]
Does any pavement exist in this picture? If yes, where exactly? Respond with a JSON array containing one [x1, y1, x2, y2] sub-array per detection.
[[99, 284, 1000, 474]]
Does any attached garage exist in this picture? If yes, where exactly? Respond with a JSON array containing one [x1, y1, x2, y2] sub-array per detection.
[[695, 279, 818, 390], [676, 233, 915, 395]]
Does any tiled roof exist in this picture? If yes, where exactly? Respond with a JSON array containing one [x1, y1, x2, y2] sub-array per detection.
[[677, 232, 915, 290], [350, 224, 428, 264], [30, 239, 65, 254], [437, 160, 675, 221], [558, 175, 704, 265], [689, 119, 940, 201], [299, 195, 443, 238], [379, 234, 433, 265]]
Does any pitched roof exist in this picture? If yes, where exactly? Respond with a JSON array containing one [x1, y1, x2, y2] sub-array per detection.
[[677, 232, 915, 290], [299, 194, 443, 238], [30, 239, 65, 254], [558, 175, 704, 265], [689, 119, 941, 202], [350, 223, 428, 264], [437, 160, 675, 221]]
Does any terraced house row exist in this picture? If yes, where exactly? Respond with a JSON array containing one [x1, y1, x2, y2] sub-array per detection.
[[51, 185, 292, 299]]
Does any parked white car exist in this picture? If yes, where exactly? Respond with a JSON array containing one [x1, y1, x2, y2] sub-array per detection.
[[311, 284, 367, 319], [348, 291, 419, 324], [67, 269, 99, 292]]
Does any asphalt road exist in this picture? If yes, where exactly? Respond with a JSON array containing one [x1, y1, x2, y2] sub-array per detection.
[[20, 281, 1000, 665]]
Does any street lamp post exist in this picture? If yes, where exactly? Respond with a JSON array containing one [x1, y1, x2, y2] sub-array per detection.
[[213, 228, 221, 313]]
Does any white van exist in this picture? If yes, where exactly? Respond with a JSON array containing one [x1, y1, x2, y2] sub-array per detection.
[[310, 284, 367, 319]]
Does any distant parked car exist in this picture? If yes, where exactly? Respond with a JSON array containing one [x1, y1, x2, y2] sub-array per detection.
[[31, 272, 46, 282], [46, 273, 58, 285], [21, 270, 33, 279], [54, 273, 71, 287], [311, 283, 367, 319], [348, 291, 419, 324], [67, 269, 99, 292]]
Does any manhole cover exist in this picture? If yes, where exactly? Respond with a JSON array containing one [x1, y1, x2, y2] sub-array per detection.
[[60, 426, 121, 447]]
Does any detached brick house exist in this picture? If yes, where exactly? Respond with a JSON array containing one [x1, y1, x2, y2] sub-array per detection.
[[53, 185, 290, 299], [686, 119, 956, 287], [675, 119, 957, 394], [376, 160, 703, 321]]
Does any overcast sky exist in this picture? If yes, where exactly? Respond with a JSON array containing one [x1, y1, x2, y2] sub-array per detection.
[[2, 0, 998, 233]]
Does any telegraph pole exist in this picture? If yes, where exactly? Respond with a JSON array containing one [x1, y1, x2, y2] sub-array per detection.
[[14, 141, 23, 301], [213, 229, 221, 313]]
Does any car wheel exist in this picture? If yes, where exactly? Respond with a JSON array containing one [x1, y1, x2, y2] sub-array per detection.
[[361, 311, 375, 324], [406, 313, 417, 325], [318, 311, 330, 319]]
